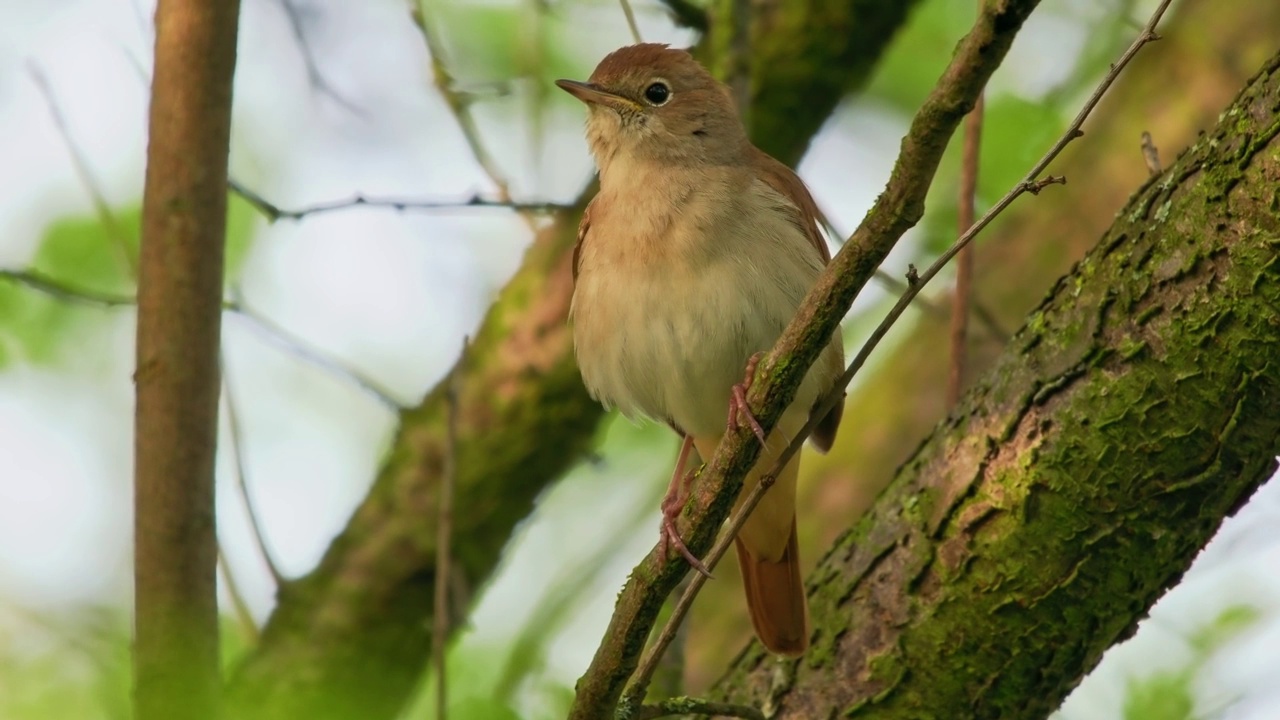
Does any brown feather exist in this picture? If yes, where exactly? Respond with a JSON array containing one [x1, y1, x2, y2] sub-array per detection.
[[572, 198, 593, 283], [749, 146, 846, 452]]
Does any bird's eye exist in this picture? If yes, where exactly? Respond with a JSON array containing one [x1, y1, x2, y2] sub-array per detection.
[[643, 82, 671, 106]]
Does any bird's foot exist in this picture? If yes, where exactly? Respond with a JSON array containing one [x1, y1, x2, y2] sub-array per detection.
[[728, 352, 768, 446]]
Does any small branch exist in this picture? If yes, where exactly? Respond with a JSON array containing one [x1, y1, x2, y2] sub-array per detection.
[[0, 268, 135, 307], [948, 5, 986, 408], [620, 0, 643, 43], [658, 0, 708, 31], [577, 1, 1174, 716], [409, 2, 514, 204], [276, 0, 365, 116], [632, 697, 764, 720], [647, 575, 692, 701], [1141, 130, 1162, 175], [29, 64, 138, 278], [223, 293, 406, 409], [570, 1, 1048, 716], [821, 214, 1007, 342], [221, 354, 285, 586], [229, 179, 571, 223], [432, 339, 466, 720]]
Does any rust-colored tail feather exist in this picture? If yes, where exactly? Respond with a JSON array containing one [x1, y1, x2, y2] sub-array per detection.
[[734, 519, 809, 657]]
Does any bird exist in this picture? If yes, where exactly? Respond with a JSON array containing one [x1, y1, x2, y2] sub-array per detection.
[[557, 43, 844, 657]]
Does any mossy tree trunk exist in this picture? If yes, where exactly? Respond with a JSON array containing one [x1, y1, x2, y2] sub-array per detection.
[[690, 0, 1280, 680], [710, 49, 1280, 719]]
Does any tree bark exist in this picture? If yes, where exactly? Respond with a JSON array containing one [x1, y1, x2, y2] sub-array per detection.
[[711, 49, 1280, 718], [224, 1, 923, 717], [133, 1, 241, 719], [691, 0, 1280, 681]]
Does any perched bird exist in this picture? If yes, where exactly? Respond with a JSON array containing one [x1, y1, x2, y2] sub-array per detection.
[[557, 43, 844, 657]]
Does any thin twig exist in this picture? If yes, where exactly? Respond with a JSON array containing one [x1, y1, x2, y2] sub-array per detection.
[[224, 290, 407, 409], [276, 0, 366, 116], [0, 268, 135, 307], [948, 0, 986, 408], [0, 267, 405, 409], [575, 1, 1050, 712], [221, 353, 285, 586], [647, 574, 692, 701], [29, 63, 138, 278], [821, 211, 1006, 343], [620, 0, 643, 43], [657, 0, 708, 31], [432, 338, 466, 720], [229, 178, 570, 223], [618, 0, 1172, 706], [411, 1, 514, 204], [634, 697, 765, 720], [1141, 130, 1162, 175]]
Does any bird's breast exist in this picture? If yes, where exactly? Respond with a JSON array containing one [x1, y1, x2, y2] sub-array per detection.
[[570, 179, 821, 437]]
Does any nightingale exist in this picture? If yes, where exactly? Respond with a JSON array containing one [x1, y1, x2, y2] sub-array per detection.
[[557, 43, 845, 657]]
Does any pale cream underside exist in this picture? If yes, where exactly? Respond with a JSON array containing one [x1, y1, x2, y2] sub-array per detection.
[[571, 154, 840, 443]]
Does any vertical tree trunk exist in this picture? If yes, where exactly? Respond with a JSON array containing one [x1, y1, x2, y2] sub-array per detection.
[[133, 1, 241, 718]]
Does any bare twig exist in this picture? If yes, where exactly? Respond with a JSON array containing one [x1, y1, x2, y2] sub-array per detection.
[[221, 354, 285, 585], [948, 0, 986, 408], [657, 0, 708, 31], [633, 697, 765, 720], [432, 338, 466, 720], [223, 293, 406, 409], [1141, 130, 1162, 175], [229, 179, 570, 223], [608, 0, 1173, 712], [647, 575, 692, 701], [620, 0, 643, 43], [276, 0, 365, 115], [574, 0, 1050, 714], [410, 2, 514, 204], [0, 267, 404, 409], [0, 268, 134, 307], [29, 64, 138, 278], [821, 210, 1007, 342]]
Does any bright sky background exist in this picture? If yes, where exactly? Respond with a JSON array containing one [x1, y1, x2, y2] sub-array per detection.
[[0, 0, 1276, 718]]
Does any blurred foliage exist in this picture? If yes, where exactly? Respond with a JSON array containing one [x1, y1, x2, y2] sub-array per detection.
[[0, 194, 255, 369], [1119, 605, 1259, 720], [3, 1, 1275, 719]]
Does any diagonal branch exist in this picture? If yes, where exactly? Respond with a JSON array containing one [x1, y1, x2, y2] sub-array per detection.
[[569, 1, 1046, 717], [228, 179, 572, 223], [224, 1, 925, 717], [715, 43, 1280, 716]]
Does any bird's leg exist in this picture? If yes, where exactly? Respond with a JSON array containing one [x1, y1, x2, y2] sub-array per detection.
[[658, 434, 713, 578], [727, 352, 768, 446]]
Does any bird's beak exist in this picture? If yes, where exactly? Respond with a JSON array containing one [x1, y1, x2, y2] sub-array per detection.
[[555, 79, 640, 112]]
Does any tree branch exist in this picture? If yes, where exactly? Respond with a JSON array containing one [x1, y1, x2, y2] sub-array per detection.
[[132, 0, 241, 717], [227, 179, 572, 223], [225, 1, 925, 716], [570, 1, 1045, 717], [714, 44, 1280, 717]]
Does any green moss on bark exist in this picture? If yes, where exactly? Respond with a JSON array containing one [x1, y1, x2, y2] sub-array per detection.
[[712, 51, 1280, 719]]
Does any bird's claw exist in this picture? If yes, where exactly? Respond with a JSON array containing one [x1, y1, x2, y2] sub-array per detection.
[[728, 352, 768, 446]]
